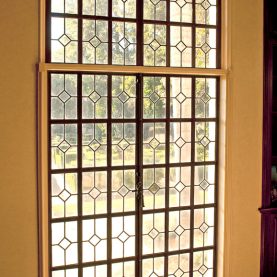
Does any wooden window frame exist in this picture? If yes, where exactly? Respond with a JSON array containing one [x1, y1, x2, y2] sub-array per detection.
[[38, 0, 230, 276]]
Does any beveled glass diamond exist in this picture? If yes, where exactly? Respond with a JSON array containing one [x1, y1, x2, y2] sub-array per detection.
[[89, 140, 101, 151], [199, 222, 209, 233], [200, 136, 210, 147], [201, 0, 211, 10], [118, 185, 129, 197], [89, 91, 101, 103], [149, 138, 160, 149], [118, 231, 129, 242], [175, 225, 185, 236], [119, 38, 131, 49], [176, 0, 187, 8], [59, 189, 71, 201], [149, 273, 159, 277], [199, 265, 208, 275], [150, 92, 160, 103], [59, 34, 71, 46], [176, 41, 187, 52], [201, 93, 211, 103], [150, 39, 160, 51], [175, 181, 185, 192], [58, 90, 71, 103], [200, 180, 210, 190], [176, 137, 186, 148], [150, 0, 160, 5], [149, 228, 159, 239], [89, 234, 101, 246], [176, 92, 186, 103], [149, 183, 160, 194], [118, 91, 130, 103], [175, 268, 185, 277], [89, 187, 101, 199], [59, 238, 71, 249], [118, 139, 130, 150], [58, 140, 70, 153], [201, 42, 211, 54], [89, 36, 101, 48]]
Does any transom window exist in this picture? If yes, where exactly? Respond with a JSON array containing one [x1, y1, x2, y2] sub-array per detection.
[[43, 1, 221, 277], [47, 0, 219, 67]]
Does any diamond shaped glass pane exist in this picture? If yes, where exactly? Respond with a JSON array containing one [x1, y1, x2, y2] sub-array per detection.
[[59, 238, 71, 249], [149, 183, 160, 194], [59, 189, 71, 201], [59, 91, 71, 103], [59, 140, 71, 153], [199, 222, 209, 233], [89, 91, 101, 103], [149, 228, 159, 239], [59, 34, 71, 46]]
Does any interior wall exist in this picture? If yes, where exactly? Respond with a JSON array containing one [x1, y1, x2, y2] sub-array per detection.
[[224, 0, 263, 276], [0, 0, 263, 276], [0, 0, 38, 276]]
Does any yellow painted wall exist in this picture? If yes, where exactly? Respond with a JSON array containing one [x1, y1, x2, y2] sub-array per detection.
[[0, 0, 38, 276], [0, 0, 263, 276], [224, 0, 263, 276]]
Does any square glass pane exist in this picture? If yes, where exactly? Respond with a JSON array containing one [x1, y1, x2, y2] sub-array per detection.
[[82, 218, 107, 262], [82, 171, 108, 215], [82, 74, 108, 119], [143, 76, 166, 119], [51, 221, 78, 266], [144, 0, 166, 21], [170, 26, 192, 67], [112, 75, 136, 119], [144, 24, 166, 66], [143, 122, 166, 165], [112, 216, 136, 258], [170, 77, 192, 118], [195, 78, 217, 118], [170, 0, 193, 23], [168, 254, 190, 277], [194, 165, 215, 205], [51, 17, 78, 63], [51, 0, 78, 14], [51, 124, 78, 169], [194, 208, 214, 247], [168, 210, 190, 251], [143, 167, 166, 210], [142, 213, 165, 254], [51, 74, 77, 120], [51, 173, 78, 218], [83, 20, 108, 64], [112, 22, 137, 65], [83, 265, 107, 277], [82, 123, 107, 167], [112, 0, 136, 18], [83, 0, 108, 16], [195, 121, 216, 162], [193, 250, 214, 276], [112, 261, 135, 277], [196, 0, 217, 25], [112, 170, 136, 212], [143, 257, 165, 277], [169, 166, 191, 207], [112, 123, 136, 166], [170, 122, 191, 163], [196, 28, 217, 68]]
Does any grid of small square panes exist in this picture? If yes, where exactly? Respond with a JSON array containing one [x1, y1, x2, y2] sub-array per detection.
[[47, 0, 220, 68], [49, 72, 219, 277]]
